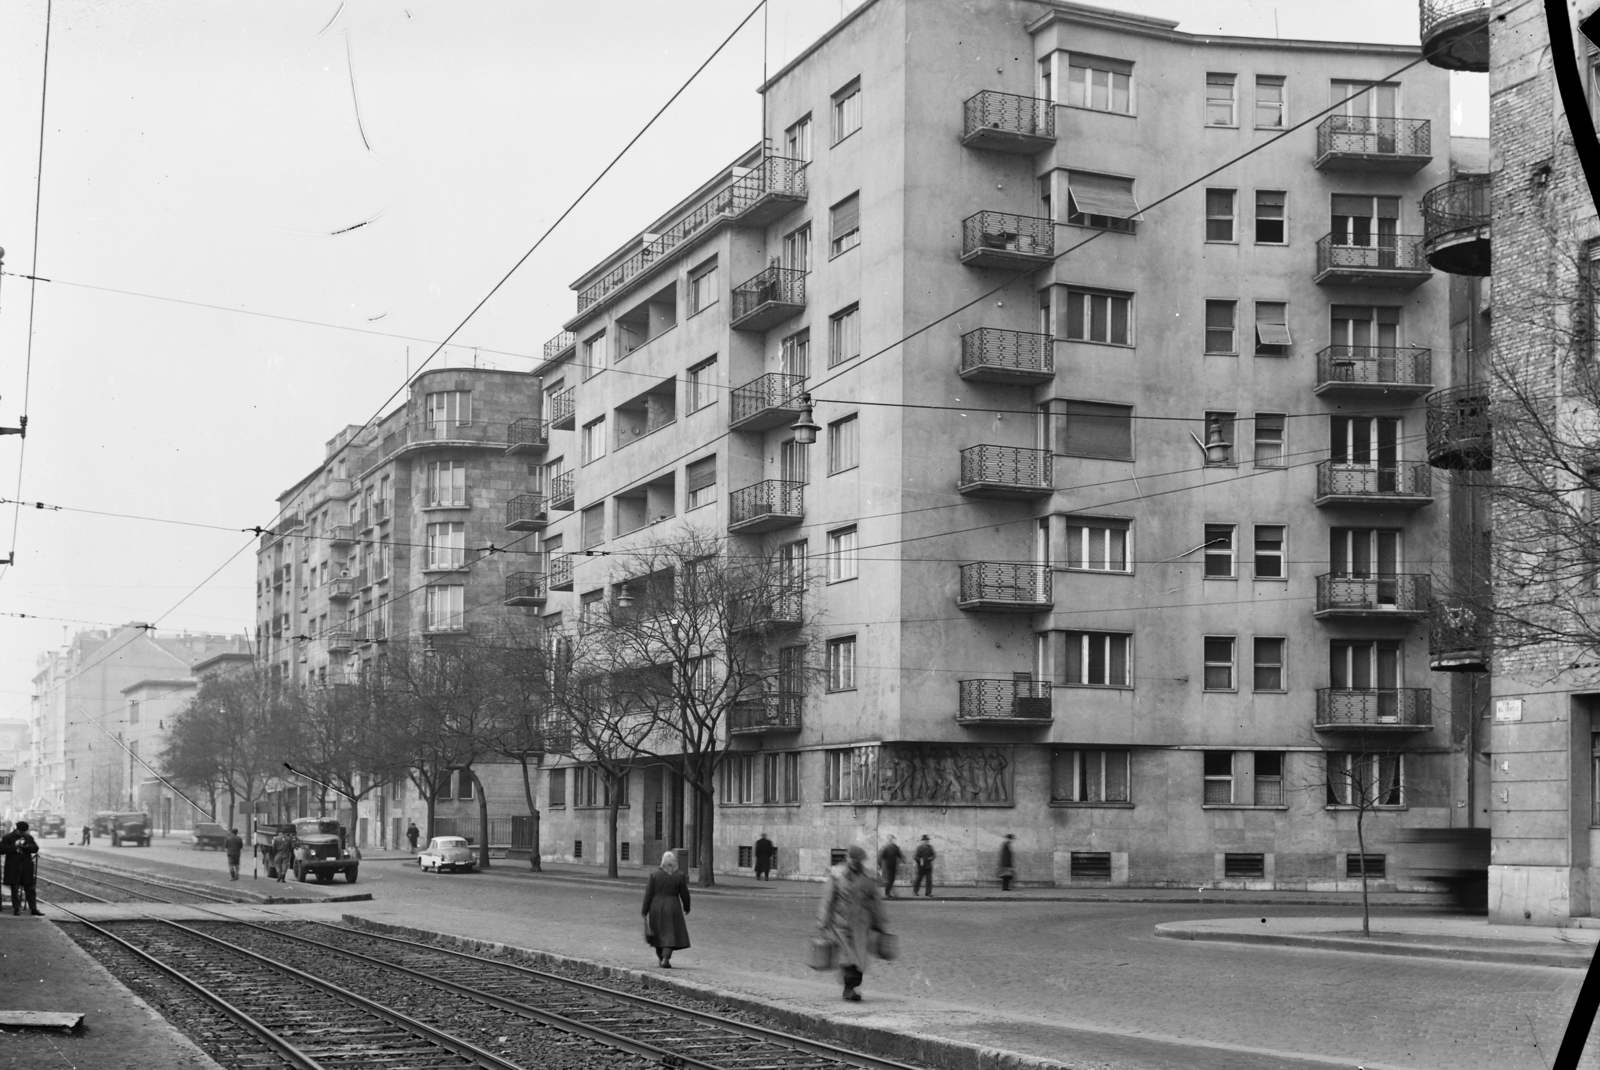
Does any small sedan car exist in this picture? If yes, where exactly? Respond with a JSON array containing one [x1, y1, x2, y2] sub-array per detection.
[[188, 822, 230, 849], [417, 836, 476, 873]]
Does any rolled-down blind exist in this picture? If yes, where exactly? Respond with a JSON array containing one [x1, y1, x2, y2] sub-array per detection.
[[1054, 400, 1133, 460], [1067, 171, 1141, 220], [686, 457, 717, 492], [582, 505, 604, 547], [831, 194, 860, 236]]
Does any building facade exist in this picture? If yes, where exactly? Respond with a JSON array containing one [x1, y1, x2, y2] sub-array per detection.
[[528, 0, 1481, 886]]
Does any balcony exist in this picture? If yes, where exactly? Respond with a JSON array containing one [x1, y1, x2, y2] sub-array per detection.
[[326, 629, 355, 654], [1314, 462, 1433, 508], [958, 445, 1053, 499], [961, 90, 1056, 154], [730, 372, 807, 432], [1430, 600, 1489, 673], [1315, 234, 1432, 288], [549, 389, 576, 431], [1315, 688, 1433, 732], [730, 155, 809, 227], [728, 480, 804, 534], [730, 267, 806, 332], [1314, 345, 1433, 396], [326, 524, 355, 546], [1421, 175, 1491, 276], [1419, 0, 1489, 72], [1426, 385, 1491, 471], [549, 471, 575, 511], [504, 571, 547, 608], [1313, 115, 1431, 173], [957, 677, 1054, 726], [960, 212, 1054, 271], [957, 562, 1052, 612], [543, 330, 576, 364], [1314, 573, 1431, 618], [731, 588, 804, 633], [506, 493, 549, 532], [959, 328, 1054, 385], [549, 553, 574, 592], [506, 418, 550, 456], [326, 577, 355, 602], [728, 692, 802, 735], [372, 499, 390, 524]]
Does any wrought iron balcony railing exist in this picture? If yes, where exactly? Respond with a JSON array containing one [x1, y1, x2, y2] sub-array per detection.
[[728, 691, 803, 734], [504, 571, 547, 606], [959, 328, 1054, 383], [1314, 572, 1431, 616], [961, 212, 1055, 268], [1315, 688, 1433, 731], [961, 90, 1056, 153], [728, 480, 804, 533], [731, 587, 804, 632], [1426, 384, 1491, 471], [1314, 345, 1432, 392], [1315, 233, 1431, 280], [731, 267, 807, 331], [1419, 0, 1489, 72], [543, 330, 575, 363], [730, 372, 806, 430], [1421, 174, 1491, 276], [506, 417, 549, 454], [1429, 599, 1489, 672], [957, 562, 1053, 611], [957, 678, 1054, 724], [728, 155, 808, 226], [506, 493, 548, 531], [548, 389, 576, 430], [1314, 461, 1433, 504], [548, 552, 574, 590], [549, 471, 575, 509], [1314, 115, 1431, 170], [958, 445, 1053, 498]]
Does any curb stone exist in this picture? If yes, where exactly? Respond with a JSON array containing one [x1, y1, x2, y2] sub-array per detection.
[[1154, 923, 1592, 968]]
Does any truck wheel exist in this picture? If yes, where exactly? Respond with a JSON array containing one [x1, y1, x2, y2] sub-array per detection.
[[345, 868, 359, 884]]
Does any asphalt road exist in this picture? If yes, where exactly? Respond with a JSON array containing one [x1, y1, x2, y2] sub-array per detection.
[[57, 839, 1600, 1070]]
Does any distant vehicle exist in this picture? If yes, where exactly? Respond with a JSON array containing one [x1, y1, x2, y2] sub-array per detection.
[[188, 822, 229, 850], [109, 811, 152, 847], [39, 814, 67, 838], [418, 835, 476, 874], [91, 811, 121, 837], [1388, 827, 1489, 910], [255, 818, 358, 883]]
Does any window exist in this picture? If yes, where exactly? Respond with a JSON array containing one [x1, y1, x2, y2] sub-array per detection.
[[1065, 171, 1140, 233], [1330, 79, 1398, 121], [686, 358, 716, 413], [1062, 518, 1130, 572], [1254, 302, 1290, 355], [1255, 75, 1286, 127], [1253, 525, 1286, 578], [1038, 56, 1054, 101], [1039, 174, 1052, 220], [824, 745, 880, 803], [688, 261, 718, 314], [426, 522, 465, 569], [582, 330, 607, 378], [1592, 732, 1600, 824], [1204, 300, 1237, 353], [829, 304, 861, 365], [1064, 288, 1132, 345], [1202, 411, 1236, 465], [1330, 639, 1403, 690], [549, 768, 566, 808], [781, 328, 810, 378], [780, 438, 809, 484], [782, 752, 800, 803], [1255, 190, 1287, 244], [1067, 54, 1132, 113], [828, 414, 860, 473], [581, 417, 607, 464], [1253, 413, 1286, 467], [1330, 193, 1400, 249], [784, 114, 812, 161], [1326, 752, 1404, 807], [581, 505, 604, 550], [435, 775, 453, 801], [831, 78, 861, 143], [425, 584, 465, 631], [1038, 289, 1053, 337], [761, 752, 801, 805], [1060, 631, 1131, 686], [426, 461, 466, 507], [722, 756, 755, 804], [457, 768, 474, 801], [1204, 636, 1236, 691], [830, 194, 860, 256], [425, 390, 471, 429], [1254, 638, 1286, 691], [782, 225, 812, 273], [1204, 524, 1236, 577], [1205, 72, 1237, 125], [686, 456, 716, 510], [1254, 752, 1284, 805], [1205, 189, 1236, 241], [1203, 752, 1234, 803], [1051, 749, 1131, 803], [827, 635, 857, 690], [1041, 400, 1134, 460], [1329, 416, 1401, 468], [128, 700, 140, 725], [392, 779, 404, 802], [1329, 305, 1400, 352], [827, 526, 858, 582]]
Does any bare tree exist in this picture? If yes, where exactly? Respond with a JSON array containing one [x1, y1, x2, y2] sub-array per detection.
[[163, 662, 293, 828], [279, 677, 395, 834], [482, 631, 559, 870]]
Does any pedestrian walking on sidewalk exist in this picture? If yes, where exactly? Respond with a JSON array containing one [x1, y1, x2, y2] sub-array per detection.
[[877, 835, 905, 897], [406, 821, 420, 853], [912, 835, 935, 897], [272, 832, 294, 883], [642, 851, 691, 968], [1, 820, 43, 916], [224, 828, 245, 881], [80, 824, 90, 846], [998, 833, 1016, 891], [818, 845, 887, 1001], [754, 833, 775, 881]]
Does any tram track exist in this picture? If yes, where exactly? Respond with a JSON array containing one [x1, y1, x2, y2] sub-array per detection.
[[37, 858, 239, 905]]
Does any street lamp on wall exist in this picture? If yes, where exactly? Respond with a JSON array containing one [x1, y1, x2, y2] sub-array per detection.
[[790, 394, 820, 445]]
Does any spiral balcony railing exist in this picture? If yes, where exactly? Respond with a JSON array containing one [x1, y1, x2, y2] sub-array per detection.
[[1314, 573, 1431, 617], [1314, 233, 1432, 288], [728, 480, 804, 534], [957, 678, 1054, 725], [1313, 115, 1431, 173], [960, 212, 1055, 270], [1315, 688, 1433, 731], [1421, 174, 1491, 276], [728, 691, 803, 735], [957, 562, 1053, 612], [506, 417, 550, 455], [1314, 345, 1432, 395], [549, 389, 576, 431], [1419, 0, 1489, 72], [731, 267, 807, 332], [1429, 599, 1489, 672], [1314, 461, 1433, 507], [505, 493, 549, 532], [961, 90, 1056, 154], [504, 571, 548, 607], [548, 553, 574, 592], [1426, 384, 1491, 471], [959, 328, 1055, 384], [958, 445, 1053, 499], [730, 372, 807, 431]]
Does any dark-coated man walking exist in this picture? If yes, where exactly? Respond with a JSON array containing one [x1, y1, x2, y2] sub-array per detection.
[[999, 833, 1016, 891], [912, 834, 935, 898], [224, 828, 245, 881], [877, 835, 905, 897], [1, 820, 43, 916], [754, 833, 775, 881]]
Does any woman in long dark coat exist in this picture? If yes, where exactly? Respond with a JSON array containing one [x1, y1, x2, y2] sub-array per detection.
[[642, 850, 691, 967]]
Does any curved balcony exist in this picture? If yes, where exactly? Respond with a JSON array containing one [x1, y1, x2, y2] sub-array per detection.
[[504, 572, 547, 608], [960, 212, 1054, 270], [506, 493, 548, 532], [1420, 1, 1489, 73], [730, 372, 806, 431], [1426, 384, 1491, 470], [958, 445, 1053, 499], [548, 553, 574, 592], [729, 691, 802, 735], [1314, 462, 1433, 508], [1314, 345, 1432, 396], [961, 90, 1056, 154], [959, 328, 1055, 385], [731, 267, 806, 332], [957, 677, 1054, 726], [506, 417, 550, 456], [1314, 115, 1431, 173], [1315, 234, 1432, 289], [1314, 573, 1431, 618], [1421, 175, 1490, 276], [1429, 599, 1489, 672], [957, 562, 1052, 613], [728, 479, 804, 534], [1315, 688, 1433, 732]]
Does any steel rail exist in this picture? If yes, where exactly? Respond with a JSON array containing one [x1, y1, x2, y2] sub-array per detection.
[[41, 858, 238, 903], [34, 873, 113, 904]]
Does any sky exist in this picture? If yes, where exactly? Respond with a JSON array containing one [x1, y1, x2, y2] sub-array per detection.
[[0, 0, 1488, 722]]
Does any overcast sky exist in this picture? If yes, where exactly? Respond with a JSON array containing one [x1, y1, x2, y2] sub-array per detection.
[[0, 0, 1487, 720]]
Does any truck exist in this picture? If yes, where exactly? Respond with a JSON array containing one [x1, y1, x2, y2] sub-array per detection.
[[254, 817, 358, 884], [108, 811, 152, 847]]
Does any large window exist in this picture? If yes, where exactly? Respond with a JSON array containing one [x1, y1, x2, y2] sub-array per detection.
[[686, 456, 716, 510], [784, 114, 812, 162], [425, 522, 465, 569], [828, 414, 860, 473], [1255, 190, 1287, 244], [1064, 288, 1132, 345], [721, 756, 755, 805], [1202, 751, 1284, 807], [783, 225, 812, 273], [1330, 639, 1403, 690], [1330, 305, 1401, 350], [1205, 72, 1237, 125], [1330, 193, 1399, 249], [832, 78, 862, 143], [826, 636, 857, 691], [829, 303, 861, 365], [1205, 300, 1237, 353], [824, 745, 879, 803], [1205, 189, 1236, 242], [1040, 400, 1134, 460], [686, 357, 716, 413], [582, 330, 607, 378], [1203, 636, 1236, 690], [1060, 631, 1131, 686], [1326, 752, 1404, 807], [425, 390, 471, 429], [688, 260, 717, 314], [1329, 416, 1401, 468], [581, 417, 607, 464], [827, 526, 858, 582], [763, 752, 801, 804], [425, 584, 465, 632], [1255, 75, 1286, 127], [781, 328, 810, 378], [1052, 749, 1131, 803], [830, 194, 860, 256], [1062, 517, 1130, 572], [426, 461, 466, 507], [1067, 54, 1132, 113], [1065, 171, 1140, 233]]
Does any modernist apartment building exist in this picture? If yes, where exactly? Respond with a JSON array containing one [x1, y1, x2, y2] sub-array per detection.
[[526, 0, 1485, 886], [254, 365, 544, 848]]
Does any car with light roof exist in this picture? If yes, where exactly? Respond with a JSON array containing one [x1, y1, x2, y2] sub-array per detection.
[[188, 821, 230, 850], [417, 835, 476, 873]]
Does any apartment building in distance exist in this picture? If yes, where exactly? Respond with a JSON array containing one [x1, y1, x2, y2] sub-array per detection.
[[526, 0, 1489, 886]]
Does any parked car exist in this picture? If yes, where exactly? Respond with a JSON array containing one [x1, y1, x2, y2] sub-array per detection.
[[188, 822, 229, 850], [418, 836, 476, 873]]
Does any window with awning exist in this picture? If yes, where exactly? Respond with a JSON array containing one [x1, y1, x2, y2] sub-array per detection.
[[1255, 301, 1291, 355], [1066, 171, 1141, 232]]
